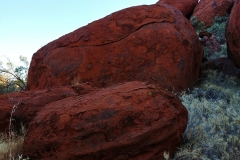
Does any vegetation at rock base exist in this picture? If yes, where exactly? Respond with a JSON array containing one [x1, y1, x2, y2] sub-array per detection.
[[0, 126, 26, 160], [190, 15, 229, 61], [204, 44, 227, 61], [2, 71, 240, 159], [0, 56, 28, 94], [190, 16, 206, 33], [205, 15, 229, 61], [165, 70, 240, 160], [165, 15, 240, 160], [190, 15, 229, 37], [0, 57, 29, 159], [207, 15, 229, 43], [0, 104, 28, 160]]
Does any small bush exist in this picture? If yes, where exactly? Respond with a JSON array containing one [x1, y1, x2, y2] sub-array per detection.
[[193, 15, 229, 61], [0, 56, 29, 95], [190, 15, 229, 37], [204, 44, 227, 61], [206, 15, 229, 44], [190, 16, 206, 33]]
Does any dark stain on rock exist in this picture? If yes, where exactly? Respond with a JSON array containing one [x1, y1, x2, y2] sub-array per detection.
[[212, 1, 217, 8], [182, 39, 190, 46], [179, 59, 185, 71], [87, 63, 93, 70], [121, 116, 137, 127]]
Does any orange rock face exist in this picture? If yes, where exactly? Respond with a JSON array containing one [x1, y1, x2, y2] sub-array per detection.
[[226, 0, 240, 68], [191, 0, 234, 27], [27, 4, 203, 92], [0, 86, 77, 132], [156, 0, 198, 18], [23, 81, 188, 160]]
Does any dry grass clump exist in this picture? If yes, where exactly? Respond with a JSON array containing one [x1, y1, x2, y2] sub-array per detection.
[[0, 129, 25, 160], [0, 104, 28, 160], [168, 70, 240, 160]]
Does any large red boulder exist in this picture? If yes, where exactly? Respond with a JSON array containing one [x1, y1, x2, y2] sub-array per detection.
[[27, 4, 203, 92], [0, 85, 96, 133], [226, 0, 240, 68], [191, 0, 234, 27], [155, 0, 198, 18], [23, 81, 188, 160]]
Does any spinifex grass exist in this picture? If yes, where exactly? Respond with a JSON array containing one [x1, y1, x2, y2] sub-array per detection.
[[168, 70, 240, 160]]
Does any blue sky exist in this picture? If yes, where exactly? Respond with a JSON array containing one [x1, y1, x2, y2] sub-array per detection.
[[0, 0, 157, 65]]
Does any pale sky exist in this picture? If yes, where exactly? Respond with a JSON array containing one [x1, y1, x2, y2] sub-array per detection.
[[0, 0, 157, 66]]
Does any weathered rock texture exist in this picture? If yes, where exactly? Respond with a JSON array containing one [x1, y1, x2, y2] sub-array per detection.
[[156, 0, 198, 18], [226, 0, 240, 68], [0, 86, 80, 133], [27, 4, 203, 92], [23, 81, 188, 160], [191, 0, 234, 27]]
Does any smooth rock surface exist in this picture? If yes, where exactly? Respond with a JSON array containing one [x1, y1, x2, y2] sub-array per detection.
[[23, 81, 188, 160], [27, 4, 203, 92]]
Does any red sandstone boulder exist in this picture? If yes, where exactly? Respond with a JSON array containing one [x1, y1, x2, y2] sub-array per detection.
[[226, 0, 240, 68], [191, 0, 234, 27], [27, 4, 203, 92], [0, 85, 96, 133], [23, 81, 188, 160], [155, 0, 198, 18]]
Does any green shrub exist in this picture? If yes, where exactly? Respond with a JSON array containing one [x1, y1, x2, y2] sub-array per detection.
[[0, 56, 29, 94], [0, 83, 19, 95], [206, 15, 229, 43], [190, 16, 206, 33], [204, 44, 228, 61], [191, 15, 229, 61], [190, 15, 229, 37]]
